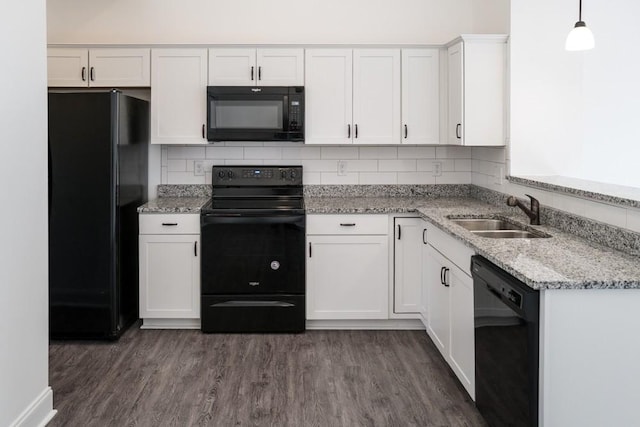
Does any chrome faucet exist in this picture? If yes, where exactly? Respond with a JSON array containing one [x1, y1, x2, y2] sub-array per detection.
[[506, 194, 540, 225]]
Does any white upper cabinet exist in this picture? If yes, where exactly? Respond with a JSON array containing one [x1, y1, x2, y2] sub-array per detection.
[[305, 48, 400, 145], [209, 48, 304, 86], [47, 48, 150, 87], [352, 49, 401, 145], [304, 49, 353, 145], [401, 49, 440, 145], [150, 48, 208, 145], [447, 35, 507, 146]]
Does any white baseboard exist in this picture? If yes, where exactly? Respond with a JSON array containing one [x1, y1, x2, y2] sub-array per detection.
[[140, 318, 201, 329], [9, 387, 56, 427], [306, 319, 425, 330]]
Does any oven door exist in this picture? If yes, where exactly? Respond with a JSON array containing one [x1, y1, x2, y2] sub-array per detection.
[[200, 213, 305, 295], [207, 86, 295, 141]]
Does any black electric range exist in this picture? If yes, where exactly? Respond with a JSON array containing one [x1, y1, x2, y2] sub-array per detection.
[[200, 166, 305, 333]]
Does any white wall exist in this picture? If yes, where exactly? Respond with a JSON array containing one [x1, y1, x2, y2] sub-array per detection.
[[510, 1, 640, 188], [47, 0, 482, 45], [0, 1, 55, 426]]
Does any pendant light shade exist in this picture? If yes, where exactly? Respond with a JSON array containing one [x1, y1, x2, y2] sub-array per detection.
[[566, 0, 594, 51]]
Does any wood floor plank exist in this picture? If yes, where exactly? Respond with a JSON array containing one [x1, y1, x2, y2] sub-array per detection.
[[48, 326, 486, 427]]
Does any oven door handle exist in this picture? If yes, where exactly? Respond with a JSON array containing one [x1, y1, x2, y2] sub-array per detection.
[[209, 301, 295, 308], [201, 214, 305, 225]]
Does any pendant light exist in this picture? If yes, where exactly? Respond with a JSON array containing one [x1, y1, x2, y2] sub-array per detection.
[[565, 0, 595, 51]]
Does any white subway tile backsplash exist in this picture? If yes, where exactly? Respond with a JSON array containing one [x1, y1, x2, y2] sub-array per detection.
[[320, 172, 359, 184], [398, 146, 436, 159], [303, 172, 322, 185], [282, 147, 321, 159], [454, 159, 472, 172], [471, 147, 506, 163], [359, 172, 397, 184], [436, 146, 471, 159], [244, 147, 283, 160], [167, 171, 206, 184], [167, 146, 206, 159], [159, 143, 474, 187], [321, 147, 359, 160], [301, 160, 338, 172], [161, 146, 168, 166], [398, 172, 436, 185], [436, 171, 471, 184], [359, 146, 398, 159], [206, 146, 244, 159], [583, 200, 627, 228], [416, 159, 436, 172], [440, 159, 455, 172], [167, 159, 187, 172], [378, 159, 416, 172], [343, 160, 378, 172], [225, 159, 263, 165]]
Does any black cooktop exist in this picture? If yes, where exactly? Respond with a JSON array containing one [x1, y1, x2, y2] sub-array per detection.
[[201, 197, 304, 214]]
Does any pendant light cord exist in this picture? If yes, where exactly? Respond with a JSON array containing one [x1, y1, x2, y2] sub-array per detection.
[[579, 0, 583, 21]]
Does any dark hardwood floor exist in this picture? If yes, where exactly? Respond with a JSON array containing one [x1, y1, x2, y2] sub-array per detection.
[[49, 325, 486, 426]]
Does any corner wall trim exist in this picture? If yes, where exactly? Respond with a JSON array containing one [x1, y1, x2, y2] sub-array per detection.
[[9, 387, 56, 427]]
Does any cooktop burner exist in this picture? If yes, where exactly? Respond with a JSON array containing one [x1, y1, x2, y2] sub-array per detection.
[[200, 197, 304, 214]]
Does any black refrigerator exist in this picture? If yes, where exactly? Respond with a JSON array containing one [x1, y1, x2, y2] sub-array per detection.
[[48, 90, 149, 340]]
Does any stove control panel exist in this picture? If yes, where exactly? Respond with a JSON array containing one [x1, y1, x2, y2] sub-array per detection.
[[212, 166, 303, 186]]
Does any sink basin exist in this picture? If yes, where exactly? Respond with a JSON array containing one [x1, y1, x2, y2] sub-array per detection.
[[472, 230, 549, 239], [448, 216, 552, 239], [449, 218, 525, 231]]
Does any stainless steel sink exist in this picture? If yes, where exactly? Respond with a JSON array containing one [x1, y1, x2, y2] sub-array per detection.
[[448, 216, 551, 239], [449, 218, 524, 231], [472, 230, 549, 239]]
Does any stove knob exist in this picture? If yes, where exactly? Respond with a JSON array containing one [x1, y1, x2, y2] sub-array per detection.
[[227, 170, 234, 179], [289, 170, 297, 180], [217, 170, 226, 179], [281, 170, 287, 179]]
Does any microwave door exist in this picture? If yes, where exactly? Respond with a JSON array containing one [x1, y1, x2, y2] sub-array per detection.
[[209, 97, 285, 141]]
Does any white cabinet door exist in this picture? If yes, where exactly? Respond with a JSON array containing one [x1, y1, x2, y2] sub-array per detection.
[[449, 262, 475, 400], [139, 234, 200, 319], [208, 48, 304, 86], [447, 42, 464, 145], [307, 235, 389, 320], [353, 49, 401, 145], [304, 49, 353, 145], [151, 48, 208, 145], [447, 36, 507, 146], [425, 245, 450, 354], [401, 49, 440, 145], [47, 48, 88, 87], [208, 48, 256, 86], [256, 48, 304, 86], [393, 217, 424, 314], [88, 48, 150, 87]]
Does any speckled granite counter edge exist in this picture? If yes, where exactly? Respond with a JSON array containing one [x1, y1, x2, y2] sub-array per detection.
[[508, 176, 640, 209]]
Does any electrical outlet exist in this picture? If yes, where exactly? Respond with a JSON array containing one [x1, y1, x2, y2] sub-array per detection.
[[194, 160, 205, 176], [338, 160, 348, 176], [432, 161, 442, 177]]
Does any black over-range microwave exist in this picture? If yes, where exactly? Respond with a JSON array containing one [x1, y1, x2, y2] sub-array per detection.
[[206, 86, 304, 142]]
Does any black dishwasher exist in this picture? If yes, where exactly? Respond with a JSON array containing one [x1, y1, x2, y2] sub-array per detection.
[[471, 256, 539, 427]]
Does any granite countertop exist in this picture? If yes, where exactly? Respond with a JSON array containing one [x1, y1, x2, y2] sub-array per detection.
[[306, 196, 640, 290], [137, 192, 640, 290], [137, 197, 209, 214]]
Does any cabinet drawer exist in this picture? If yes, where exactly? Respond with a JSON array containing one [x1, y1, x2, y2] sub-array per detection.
[[139, 214, 200, 235], [427, 224, 474, 276], [307, 214, 388, 235]]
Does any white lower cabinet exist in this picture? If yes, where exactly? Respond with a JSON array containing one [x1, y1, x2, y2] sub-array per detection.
[[139, 214, 200, 327], [424, 225, 475, 399], [306, 215, 389, 320], [393, 217, 424, 315]]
